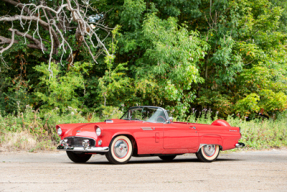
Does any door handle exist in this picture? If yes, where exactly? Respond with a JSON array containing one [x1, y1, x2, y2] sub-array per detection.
[[190, 126, 196, 129]]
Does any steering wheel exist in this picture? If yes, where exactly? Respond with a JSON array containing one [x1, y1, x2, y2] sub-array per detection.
[[156, 116, 166, 123]]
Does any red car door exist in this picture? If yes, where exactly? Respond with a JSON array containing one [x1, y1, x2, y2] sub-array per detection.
[[163, 123, 199, 150], [135, 122, 165, 154]]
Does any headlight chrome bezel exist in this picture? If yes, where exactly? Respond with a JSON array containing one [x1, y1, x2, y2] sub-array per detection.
[[96, 127, 101, 136], [57, 127, 62, 136]]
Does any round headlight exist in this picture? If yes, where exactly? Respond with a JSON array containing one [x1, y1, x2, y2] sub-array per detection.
[[96, 127, 101, 136], [57, 127, 62, 136]]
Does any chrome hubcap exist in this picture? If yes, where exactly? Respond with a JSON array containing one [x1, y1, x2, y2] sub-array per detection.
[[113, 140, 128, 158], [203, 145, 216, 156]]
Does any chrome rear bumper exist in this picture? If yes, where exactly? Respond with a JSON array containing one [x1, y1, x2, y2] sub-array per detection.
[[57, 145, 109, 152], [235, 143, 245, 148]]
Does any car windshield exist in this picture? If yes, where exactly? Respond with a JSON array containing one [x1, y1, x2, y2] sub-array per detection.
[[121, 107, 167, 123]]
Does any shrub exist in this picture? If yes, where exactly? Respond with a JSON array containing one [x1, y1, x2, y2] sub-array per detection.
[[0, 106, 286, 151]]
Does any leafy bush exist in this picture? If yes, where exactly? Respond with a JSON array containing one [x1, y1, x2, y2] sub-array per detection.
[[33, 62, 89, 112], [0, 105, 103, 151], [183, 109, 287, 149], [0, 106, 286, 151]]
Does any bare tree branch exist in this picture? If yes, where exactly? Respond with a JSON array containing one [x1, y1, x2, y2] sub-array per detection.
[[8, 28, 47, 51], [0, 35, 47, 50], [0, 15, 60, 47], [2, 0, 31, 14], [48, 22, 54, 76], [0, 35, 13, 45], [0, 0, 113, 73], [0, 28, 15, 54]]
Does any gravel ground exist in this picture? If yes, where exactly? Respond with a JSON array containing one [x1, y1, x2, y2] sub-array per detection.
[[0, 149, 287, 192]]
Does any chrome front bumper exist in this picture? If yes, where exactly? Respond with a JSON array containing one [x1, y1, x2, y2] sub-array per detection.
[[57, 145, 109, 152], [235, 143, 245, 148]]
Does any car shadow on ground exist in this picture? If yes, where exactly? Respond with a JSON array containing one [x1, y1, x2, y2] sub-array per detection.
[[82, 157, 243, 165]]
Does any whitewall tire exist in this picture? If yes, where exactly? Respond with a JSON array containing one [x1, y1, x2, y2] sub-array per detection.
[[196, 145, 220, 162], [105, 135, 133, 164]]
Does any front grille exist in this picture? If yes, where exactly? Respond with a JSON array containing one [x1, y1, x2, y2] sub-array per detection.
[[65, 137, 95, 147]]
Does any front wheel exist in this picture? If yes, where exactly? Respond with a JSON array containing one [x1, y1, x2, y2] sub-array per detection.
[[196, 145, 220, 162], [105, 135, 133, 164], [66, 151, 92, 163]]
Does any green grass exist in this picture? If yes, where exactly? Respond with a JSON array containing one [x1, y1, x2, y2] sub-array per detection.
[[226, 115, 287, 149], [184, 110, 287, 150], [0, 106, 286, 151], [0, 106, 103, 151]]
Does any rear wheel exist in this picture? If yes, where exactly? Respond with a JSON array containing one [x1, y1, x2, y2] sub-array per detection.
[[105, 135, 133, 164], [66, 151, 92, 163], [159, 155, 176, 161], [196, 145, 220, 162]]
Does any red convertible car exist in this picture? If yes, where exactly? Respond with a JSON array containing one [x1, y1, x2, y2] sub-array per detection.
[[57, 106, 244, 164]]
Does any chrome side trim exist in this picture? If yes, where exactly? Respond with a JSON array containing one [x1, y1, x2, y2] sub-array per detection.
[[141, 127, 154, 131], [235, 143, 245, 148], [57, 145, 109, 152]]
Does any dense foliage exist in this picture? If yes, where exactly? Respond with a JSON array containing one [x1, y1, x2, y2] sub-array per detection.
[[1, 106, 286, 151], [1, 0, 287, 119]]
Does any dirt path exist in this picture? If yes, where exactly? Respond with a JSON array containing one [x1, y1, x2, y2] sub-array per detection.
[[0, 150, 287, 192]]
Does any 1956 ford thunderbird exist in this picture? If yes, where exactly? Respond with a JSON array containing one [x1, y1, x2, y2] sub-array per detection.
[[57, 106, 245, 164]]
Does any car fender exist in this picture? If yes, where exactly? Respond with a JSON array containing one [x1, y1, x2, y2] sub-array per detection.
[[111, 132, 137, 146], [199, 135, 223, 149], [111, 132, 138, 153], [112, 131, 135, 139]]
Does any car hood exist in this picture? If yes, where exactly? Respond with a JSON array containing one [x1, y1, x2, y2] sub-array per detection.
[[57, 119, 147, 139]]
